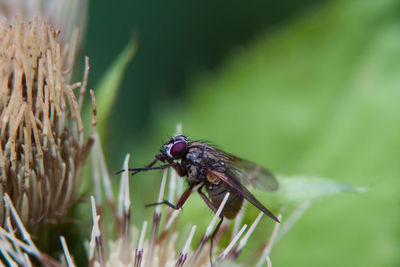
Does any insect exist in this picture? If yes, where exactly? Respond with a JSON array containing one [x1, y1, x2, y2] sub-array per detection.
[[126, 135, 280, 225]]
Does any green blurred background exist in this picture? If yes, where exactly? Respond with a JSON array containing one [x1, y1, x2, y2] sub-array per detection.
[[83, 0, 400, 266]]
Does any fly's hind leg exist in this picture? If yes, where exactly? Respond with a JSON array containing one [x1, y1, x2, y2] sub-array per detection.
[[197, 188, 224, 267], [197, 189, 224, 238]]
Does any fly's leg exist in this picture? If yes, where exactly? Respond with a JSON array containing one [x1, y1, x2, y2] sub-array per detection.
[[147, 153, 170, 167], [127, 162, 178, 175], [115, 153, 169, 175], [198, 188, 224, 267], [171, 162, 186, 176], [143, 158, 159, 169], [128, 157, 186, 177], [197, 189, 224, 237], [145, 185, 193, 210]]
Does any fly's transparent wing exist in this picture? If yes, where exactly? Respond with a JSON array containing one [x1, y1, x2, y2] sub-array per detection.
[[225, 153, 278, 191], [197, 143, 279, 221], [192, 142, 278, 191]]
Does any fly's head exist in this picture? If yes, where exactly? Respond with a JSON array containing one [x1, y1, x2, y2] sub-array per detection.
[[162, 135, 188, 160]]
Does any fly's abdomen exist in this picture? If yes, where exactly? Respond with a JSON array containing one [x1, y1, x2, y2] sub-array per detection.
[[206, 183, 244, 219]]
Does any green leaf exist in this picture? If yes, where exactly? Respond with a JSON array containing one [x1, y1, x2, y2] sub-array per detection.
[[275, 175, 365, 204], [266, 175, 365, 241], [93, 38, 137, 138]]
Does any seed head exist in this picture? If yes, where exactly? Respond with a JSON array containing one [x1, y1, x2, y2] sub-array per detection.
[[0, 15, 92, 227]]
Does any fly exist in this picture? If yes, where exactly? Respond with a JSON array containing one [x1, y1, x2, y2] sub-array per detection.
[[124, 135, 280, 224]]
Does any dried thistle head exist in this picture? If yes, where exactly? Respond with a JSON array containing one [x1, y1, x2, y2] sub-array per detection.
[[0, 16, 92, 227], [0, 0, 87, 47]]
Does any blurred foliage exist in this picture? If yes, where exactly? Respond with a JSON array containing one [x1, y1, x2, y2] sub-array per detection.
[[272, 176, 365, 204], [85, 0, 325, 163], [86, 38, 137, 139], [86, 0, 399, 266], [98, 39, 136, 130], [147, 0, 399, 266]]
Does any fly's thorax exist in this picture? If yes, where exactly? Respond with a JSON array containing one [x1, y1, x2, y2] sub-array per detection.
[[181, 156, 205, 185], [182, 142, 229, 185], [187, 142, 229, 168], [180, 142, 210, 185]]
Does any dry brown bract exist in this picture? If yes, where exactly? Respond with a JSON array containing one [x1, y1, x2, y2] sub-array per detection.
[[0, 16, 92, 227]]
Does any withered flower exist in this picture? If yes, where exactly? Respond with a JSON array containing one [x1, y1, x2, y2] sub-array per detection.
[[0, 15, 92, 227]]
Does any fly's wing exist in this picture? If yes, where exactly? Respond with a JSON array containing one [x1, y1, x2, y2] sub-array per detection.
[[224, 153, 278, 191], [204, 168, 280, 223], [198, 145, 279, 222], [198, 144, 278, 191]]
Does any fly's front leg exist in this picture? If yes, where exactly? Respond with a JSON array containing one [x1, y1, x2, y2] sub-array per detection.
[[148, 154, 185, 176], [115, 153, 169, 175], [127, 162, 179, 175], [171, 161, 186, 177], [129, 155, 186, 176], [143, 153, 170, 168]]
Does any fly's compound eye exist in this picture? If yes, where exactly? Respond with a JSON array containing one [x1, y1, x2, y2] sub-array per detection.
[[169, 141, 187, 158]]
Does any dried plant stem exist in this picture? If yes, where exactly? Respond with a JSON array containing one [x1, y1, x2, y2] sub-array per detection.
[[146, 169, 168, 266], [188, 192, 230, 266], [255, 214, 282, 267]]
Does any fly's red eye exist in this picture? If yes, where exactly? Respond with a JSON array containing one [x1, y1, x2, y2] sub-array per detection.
[[170, 142, 187, 158]]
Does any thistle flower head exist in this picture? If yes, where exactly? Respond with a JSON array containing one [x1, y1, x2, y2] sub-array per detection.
[[0, 14, 92, 227], [87, 129, 281, 267]]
